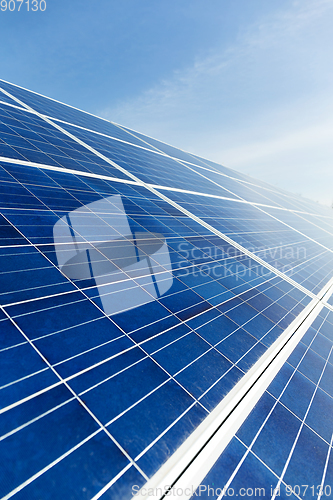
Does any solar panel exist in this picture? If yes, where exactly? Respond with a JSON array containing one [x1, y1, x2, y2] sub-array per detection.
[[0, 80, 332, 500], [190, 306, 333, 500]]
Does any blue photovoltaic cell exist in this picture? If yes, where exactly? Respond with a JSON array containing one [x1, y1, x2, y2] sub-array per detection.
[[192, 307, 333, 500], [187, 154, 331, 221], [0, 104, 132, 181], [0, 81, 160, 151], [0, 80, 333, 500], [189, 153, 333, 217], [57, 122, 244, 199], [0, 92, 18, 106], [183, 162, 331, 214], [161, 190, 333, 293], [121, 125, 227, 167]]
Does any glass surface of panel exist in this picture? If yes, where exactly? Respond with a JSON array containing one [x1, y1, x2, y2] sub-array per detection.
[[1, 80, 333, 500], [161, 190, 333, 293], [193, 307, 333, 500], [0, 161, 312, 499], [0, 80, 158, 150]]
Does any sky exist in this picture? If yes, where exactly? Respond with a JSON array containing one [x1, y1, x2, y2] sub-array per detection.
[[1, 0, 333, 206]]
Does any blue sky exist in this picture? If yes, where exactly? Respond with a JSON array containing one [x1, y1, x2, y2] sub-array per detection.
[[1, 0, 332, 206]]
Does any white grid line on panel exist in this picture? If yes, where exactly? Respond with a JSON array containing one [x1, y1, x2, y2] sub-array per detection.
[[298, 212, 333, 234], [0, 242, 286, 330], [0, 79, 315, 215], [2, 149, 326, 376], [0, 156, 140, 186], [0, 235, 314, 488], [0, 79, 155, 137], [153, 188, 333, 296], [0, 379, 64, 416], [1, 80, 282, 201], [0, 165, 246, 421], [0, 138, 324, 302], [41, 105, 330, 216], [232, 438, 304, 500], [56, 288, 272, 408], [1, 428, 103, 500], [3, 289, 323, 427], [132, 279, 333, 500], [0, 100, 30, 113], [0, 236, 311, 310], [66, 117, 333, 231], [0, 206, 210, 420], [132, 401, 199, 464], [2, 281, 311, 497], [0, 300, 149, 480], [2, 124, 332, 484], [122, 140, 333, 248], [0, 396, 76, 443], [2, 85, 333, 272], [166, 191, 333, 254], [256, 203, 333, 244], [220, 309, 332, 500], [317, 431, 333, 500], [0, 234, 325, 298], [0, 273, 307, 419], [1, 355, 201, 469], [89, 463, 134, 500], [0, 339, 27, 354], [290, 209, 333, 238], [1, 95, 330, 382], [45, 115, 178, 155], [39, 113, 333, 221], [1, 82, 333, 224], [0, 322, 326, 482], [0, 366, 49, 391], [271, 350, 333, 499], [265, 393, 333, 449], [1, 154, 324, 217], [0, 210, 156, 482], [1, 151, 332, 241], [0, 202, 225, 474], [1, 212, 310, 334], [1, 82, 333, 498], [48, 110, 303, 209], [207, 289, 333, 500]]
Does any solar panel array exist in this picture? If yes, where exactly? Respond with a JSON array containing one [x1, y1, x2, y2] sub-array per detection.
[[0, 80, 332, 500]]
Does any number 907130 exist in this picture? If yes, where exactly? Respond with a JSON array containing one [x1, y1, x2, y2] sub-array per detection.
[[1, 0, 46, 11]]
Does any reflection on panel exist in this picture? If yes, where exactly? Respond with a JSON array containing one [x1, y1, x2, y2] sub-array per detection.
[[54, 194, 173, 315], [192, 307, 333, 500], [1, 80, 333, 500]]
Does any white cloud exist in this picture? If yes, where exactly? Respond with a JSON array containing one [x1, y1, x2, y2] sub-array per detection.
[[100, 0, 333, 206]]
